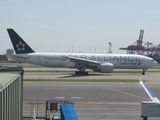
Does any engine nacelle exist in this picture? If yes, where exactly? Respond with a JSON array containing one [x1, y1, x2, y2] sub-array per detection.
[[98, 63, 114, 73]]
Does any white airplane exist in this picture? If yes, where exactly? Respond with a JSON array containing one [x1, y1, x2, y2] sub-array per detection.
[[140, 81, 160, 103], [6, 29, 158, 75]]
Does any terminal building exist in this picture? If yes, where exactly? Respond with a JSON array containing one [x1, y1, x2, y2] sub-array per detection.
[[0, 66, 23, 120]]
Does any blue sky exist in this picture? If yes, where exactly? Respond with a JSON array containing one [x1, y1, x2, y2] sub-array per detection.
[[1, 0, 160, 54]]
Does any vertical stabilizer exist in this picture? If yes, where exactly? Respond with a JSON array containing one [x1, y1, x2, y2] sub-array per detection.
[[7, 29, 35, 54]]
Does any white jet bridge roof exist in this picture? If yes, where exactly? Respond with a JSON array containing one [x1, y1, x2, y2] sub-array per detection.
[[0, 73, 20, 92]]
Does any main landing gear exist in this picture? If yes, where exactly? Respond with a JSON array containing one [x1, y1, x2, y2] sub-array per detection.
[[142, 69, 145, 75], [75, 71, 88, 75], [75, 66, 88, 75]]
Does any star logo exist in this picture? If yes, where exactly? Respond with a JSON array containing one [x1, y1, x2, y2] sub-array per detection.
[[16, 42, 26, 51]]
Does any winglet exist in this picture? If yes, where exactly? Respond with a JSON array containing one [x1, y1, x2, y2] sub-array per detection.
[[7, 29, 35, 54], [140, 81, 160, 103]]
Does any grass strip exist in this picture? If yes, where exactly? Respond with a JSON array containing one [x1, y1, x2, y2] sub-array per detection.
[[24, 79, 140, 82]]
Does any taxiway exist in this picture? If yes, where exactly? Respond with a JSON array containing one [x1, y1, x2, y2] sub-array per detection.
[[23, 70, 160, 120]]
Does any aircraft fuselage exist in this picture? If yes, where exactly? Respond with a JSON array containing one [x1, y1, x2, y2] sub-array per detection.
[[10, 53, 157, 69]]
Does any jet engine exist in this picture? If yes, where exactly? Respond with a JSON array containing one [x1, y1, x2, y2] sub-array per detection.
[[97, 63, 114, 73]]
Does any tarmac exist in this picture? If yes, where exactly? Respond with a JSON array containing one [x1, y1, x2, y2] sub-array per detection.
[[23, 69, 160, 120]]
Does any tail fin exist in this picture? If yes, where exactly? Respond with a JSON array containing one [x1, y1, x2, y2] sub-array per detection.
[[7, 29, 35, 54]]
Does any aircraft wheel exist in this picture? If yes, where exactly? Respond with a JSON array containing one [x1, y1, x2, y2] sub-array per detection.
[[142, 69, 145, 75], [84, 71, 88, 75], [142, 72, 145, 75], [75, 71, 88, 75]]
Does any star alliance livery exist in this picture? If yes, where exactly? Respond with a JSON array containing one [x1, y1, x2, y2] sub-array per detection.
[[7, 29, 158, 75]]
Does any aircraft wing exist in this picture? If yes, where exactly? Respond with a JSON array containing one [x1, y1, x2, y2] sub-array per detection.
[[140, 81, 160, 103], [67, 56, 100, 66]]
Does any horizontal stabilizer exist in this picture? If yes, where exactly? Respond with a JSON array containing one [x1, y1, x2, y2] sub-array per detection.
[[6, 54, 28, 59]]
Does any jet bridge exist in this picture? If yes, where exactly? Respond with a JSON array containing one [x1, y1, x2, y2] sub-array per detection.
[[0, 66, 24, 120], [140, 81, 160, 120], [141, 101, 160, 120]]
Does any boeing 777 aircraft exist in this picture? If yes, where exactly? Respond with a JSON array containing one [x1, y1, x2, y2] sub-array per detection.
[[6, 29, 158, 75]]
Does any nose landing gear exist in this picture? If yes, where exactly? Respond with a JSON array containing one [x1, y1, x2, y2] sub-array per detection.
[[142, 69, 145, 75]]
